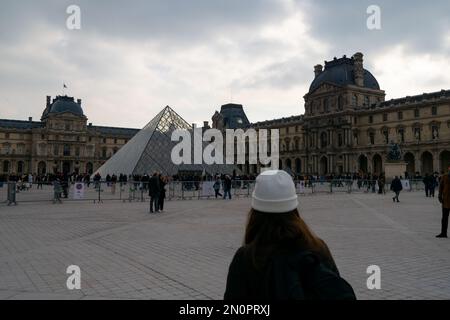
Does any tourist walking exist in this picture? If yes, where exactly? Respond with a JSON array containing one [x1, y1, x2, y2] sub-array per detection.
[[149, 172, 160, 213], [223, 175, 232, 200], [423, 173, 434, 197], [437, 167, 450, 238], [158, 175, 166, 212], [390, 176, 403, 203], [429, 174, 437, 198], [224, 170, 355, 300], [213, 176, 222, 198]]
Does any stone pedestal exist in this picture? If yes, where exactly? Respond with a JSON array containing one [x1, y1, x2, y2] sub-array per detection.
[[384, 162, 407, 183]]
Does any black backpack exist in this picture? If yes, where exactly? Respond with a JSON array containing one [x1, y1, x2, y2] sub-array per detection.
[[267, 251, 356, 300]]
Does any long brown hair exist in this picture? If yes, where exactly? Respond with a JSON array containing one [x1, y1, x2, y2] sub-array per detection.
[[243, 208, 333, 270]]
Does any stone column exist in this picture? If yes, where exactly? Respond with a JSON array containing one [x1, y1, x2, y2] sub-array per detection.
[[433, 151, 440, 173], [414, 152, 421, 174], [343, 154, 347, 173]]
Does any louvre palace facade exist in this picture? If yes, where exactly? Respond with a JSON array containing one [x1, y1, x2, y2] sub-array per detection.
[[2, 52, 450, 178], [214, 53, 450, 177], [0, 95, 138, 177]]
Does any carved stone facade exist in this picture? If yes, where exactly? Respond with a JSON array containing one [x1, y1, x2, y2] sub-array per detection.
[[0, 95, 139, 176], [248, 53, 450, 176]]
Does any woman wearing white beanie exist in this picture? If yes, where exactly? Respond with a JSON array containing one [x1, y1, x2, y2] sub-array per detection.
[[224, 170, 355, 300]]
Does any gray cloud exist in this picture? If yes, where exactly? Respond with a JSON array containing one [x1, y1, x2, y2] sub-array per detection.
[[298, 0, 450, 57], [0, 0, 449, 127]]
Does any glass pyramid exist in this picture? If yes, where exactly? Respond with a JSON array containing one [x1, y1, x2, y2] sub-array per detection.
[[95, 106, 238, 177]]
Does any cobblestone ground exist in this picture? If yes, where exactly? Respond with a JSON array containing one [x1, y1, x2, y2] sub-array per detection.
[[0, 191, 449, 300]]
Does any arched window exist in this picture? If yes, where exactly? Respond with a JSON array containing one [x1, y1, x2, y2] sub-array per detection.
[[369, 132, 375, 145]]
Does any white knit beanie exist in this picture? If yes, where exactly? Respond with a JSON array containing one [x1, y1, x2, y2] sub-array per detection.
[[251, 170, 298, 213]]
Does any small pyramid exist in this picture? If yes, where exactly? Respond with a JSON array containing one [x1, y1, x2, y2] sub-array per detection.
[[95, 106, 238, 177]]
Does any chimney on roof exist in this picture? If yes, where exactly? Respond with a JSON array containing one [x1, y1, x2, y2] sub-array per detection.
[[46, 96, 51, 107], [77, 99, 82, 105], [314, 64, 323, 78], [203, 121, 209, 128], [352, 52, 364, 87], [28, 117, 32, 122]]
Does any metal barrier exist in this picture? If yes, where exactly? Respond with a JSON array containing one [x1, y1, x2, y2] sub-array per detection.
[[0, 178, 435, 205]]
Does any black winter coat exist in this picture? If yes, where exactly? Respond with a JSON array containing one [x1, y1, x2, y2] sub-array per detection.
[[148, 176, 160, 196], [224, 241, 339, 300], [390, 178, 403, 192]]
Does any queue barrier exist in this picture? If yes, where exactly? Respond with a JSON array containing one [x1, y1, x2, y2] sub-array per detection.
[[0, 178, 434, 204]]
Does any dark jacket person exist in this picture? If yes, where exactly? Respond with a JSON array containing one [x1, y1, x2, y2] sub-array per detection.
[[390, 176, 403, 203], [148, 172, 160, 213], [224, 170, 355, 300]]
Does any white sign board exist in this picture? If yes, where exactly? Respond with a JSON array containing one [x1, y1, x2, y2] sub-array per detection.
[[401, 179, 410, 191], [73, 182, 85, 200]]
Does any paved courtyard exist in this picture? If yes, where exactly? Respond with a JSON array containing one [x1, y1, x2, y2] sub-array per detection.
[[0, 191, 449, 300]]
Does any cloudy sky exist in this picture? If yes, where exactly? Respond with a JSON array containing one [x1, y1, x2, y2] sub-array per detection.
[[1, 0, 449, 129]]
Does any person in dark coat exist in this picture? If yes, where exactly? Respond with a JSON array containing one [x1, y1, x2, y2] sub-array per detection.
[[390, 176, 403, 203], [423, 173, 433, 197], [437, 167, 450, 238], [223, 175, 232, 200], [378, 173, 386, 195], [429, 174, 438, 198], [224, 170, 355, 300], [148, 172, 160, 213], [158, 175, 166, 212]]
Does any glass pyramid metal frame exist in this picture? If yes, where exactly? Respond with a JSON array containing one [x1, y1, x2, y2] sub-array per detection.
[[95, 106, 238, 177]]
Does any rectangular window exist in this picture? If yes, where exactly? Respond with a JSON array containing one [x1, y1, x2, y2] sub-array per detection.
[[53, 145, 59, 156], [369, 115, 373, 124], [398, 112, 403, 120], [432, 106, 437, 116], [414, 109, 420, 118], [63, 144, 71, 156], [383, 113, 388, 122], [369, 132, 375, 145], [399, 129, 405, 143]]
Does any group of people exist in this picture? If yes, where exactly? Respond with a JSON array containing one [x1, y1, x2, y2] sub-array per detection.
[[213, 175, 233, 199], [423, 173, 439, 197], [147, 172, 168, 213]]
